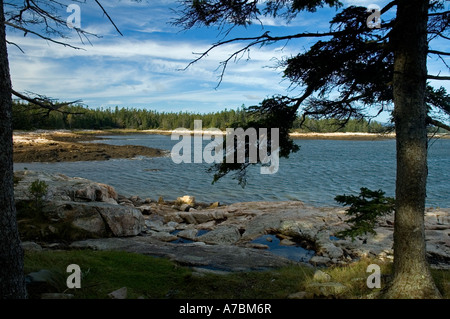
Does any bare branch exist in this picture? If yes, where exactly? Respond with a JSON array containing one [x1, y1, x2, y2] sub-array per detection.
[[6, 40, 24, 53], [182, 30, 341, 86], [5, 21, 84, 50], [94, 0, 123, 36], [427, 75, 450, 80], [11, 89, 84, 115], [428, 50, 450, 70], [428, 50, 450, 56], [381, 1, 397, 14]]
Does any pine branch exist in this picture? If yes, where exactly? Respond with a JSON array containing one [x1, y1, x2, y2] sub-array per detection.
[[182, 30, 342, 86], [428, 117, 450, 132], [428, 10, 450, 17]]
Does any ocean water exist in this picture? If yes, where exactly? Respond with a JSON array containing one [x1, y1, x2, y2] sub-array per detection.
[[14, 134, 450, 207]]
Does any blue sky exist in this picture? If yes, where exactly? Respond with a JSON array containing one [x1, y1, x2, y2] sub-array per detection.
[[6, 0, 449, 123]]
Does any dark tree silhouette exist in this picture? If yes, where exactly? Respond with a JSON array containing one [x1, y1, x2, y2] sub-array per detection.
[[175, 0, 449, 298], [0, 0, 123, 299]]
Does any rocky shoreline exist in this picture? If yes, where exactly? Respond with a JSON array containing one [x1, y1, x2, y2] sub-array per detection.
[[13, 131, 166, 163], [16, 170, 450, 271]]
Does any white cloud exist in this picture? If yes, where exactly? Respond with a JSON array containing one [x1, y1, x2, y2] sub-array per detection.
[[7, 29, 293, 112], [13, 0, 430, 115]]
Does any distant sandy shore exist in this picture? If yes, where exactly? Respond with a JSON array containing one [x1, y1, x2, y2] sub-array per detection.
[[141, 129, 450, 140], [141, 129, 398, 140], [13, 129, 449, 163], [289, 132, 396, 140]]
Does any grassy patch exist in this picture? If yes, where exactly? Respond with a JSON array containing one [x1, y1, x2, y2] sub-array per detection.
[[24, 250, 191, 299], [24, 250, 449, 299], [176, 266, 314, 299], [302, 258, 450, 299]]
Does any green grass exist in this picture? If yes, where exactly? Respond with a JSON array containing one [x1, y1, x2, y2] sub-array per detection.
[[176, 266, 314, 299], [24, 250, 191, 299], [24, 250, 450, 299]]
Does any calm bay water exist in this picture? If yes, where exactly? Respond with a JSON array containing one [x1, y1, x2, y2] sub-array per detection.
[[14, 134, 450, 207]]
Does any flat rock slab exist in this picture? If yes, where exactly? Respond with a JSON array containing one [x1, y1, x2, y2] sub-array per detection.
[[70, 236, 298, 272]]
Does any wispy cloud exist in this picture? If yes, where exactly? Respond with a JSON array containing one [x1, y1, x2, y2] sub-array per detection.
[[7, 0, 448, 116], [8, 29, 292, 111]]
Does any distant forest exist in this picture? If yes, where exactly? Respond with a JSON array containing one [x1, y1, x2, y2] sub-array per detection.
[[13, 101, 391, 133]]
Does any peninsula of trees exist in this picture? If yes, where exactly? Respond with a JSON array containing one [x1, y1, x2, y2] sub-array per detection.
[[12, 101, 395, 133]]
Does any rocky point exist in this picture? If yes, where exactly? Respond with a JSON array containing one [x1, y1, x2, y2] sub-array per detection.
[[16, 171, 450, 272]]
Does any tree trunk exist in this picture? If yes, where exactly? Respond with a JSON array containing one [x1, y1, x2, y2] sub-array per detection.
[[0, 0, 27, 299], [384, 0, 441, 299]]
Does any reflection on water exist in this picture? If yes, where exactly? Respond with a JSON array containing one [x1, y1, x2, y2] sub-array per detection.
[[251, 235, 315, 263], [13, 134, 450, 207]]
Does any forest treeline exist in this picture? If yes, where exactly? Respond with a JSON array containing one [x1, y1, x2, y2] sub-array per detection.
[[12, 101, 389, 133]]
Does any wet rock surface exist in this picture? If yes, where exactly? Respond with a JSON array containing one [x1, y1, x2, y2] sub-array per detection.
[[15, 171, 144, 240]]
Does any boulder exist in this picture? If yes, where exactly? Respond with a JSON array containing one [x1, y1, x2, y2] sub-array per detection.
[[195, 220, 216, 230], [318, 243, 344, 260], [309, 256, 331, 266], [306, 282, 348, 298], [177, 228, 198, 240], [279, 238, 296, 246], [108, 287, 128, 299], [96, 203, 145, 237], [21, 241, 43, 252], [74, 183, 118, 203], [176, 195, 196, 206], [46, 201, 144, 237], [178, 212, 198, 224], [25, 269, 62, 298], [14, 170, 118, 204], [191, 211, 215, 224], [145, 218, 176, 233], [287, 291, 308, 299], [180, 204, 191, 212], [196, 225, 241, 245], [279, 220, 317, 240], [15, 171, 145, 240], [19, 200, 144, 241], [137, 205, 153, 215], [241, 213, 282, 241], [148, 231, 178, 242], [313, 270, 332, 283], [130, 196, 144, 206], [26, 269, 59, 286]]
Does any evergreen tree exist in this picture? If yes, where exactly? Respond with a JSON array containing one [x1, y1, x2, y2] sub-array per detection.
[[174, 0, 450, 298]]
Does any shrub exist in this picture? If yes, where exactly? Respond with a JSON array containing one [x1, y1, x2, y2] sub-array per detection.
[[28, 179, 49, 213], [335, 187, 395, 240]]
